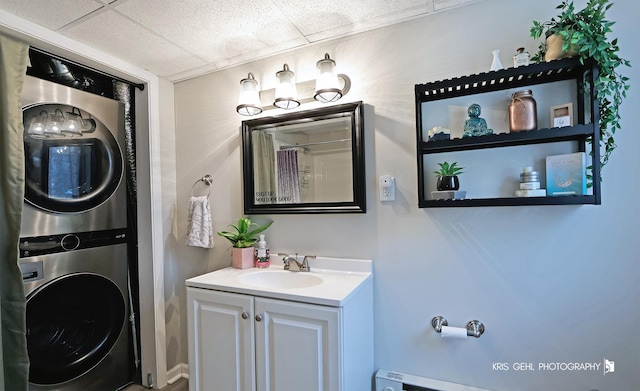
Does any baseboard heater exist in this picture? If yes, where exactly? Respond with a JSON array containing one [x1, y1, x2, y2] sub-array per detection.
[[375, 369, 493, 391]]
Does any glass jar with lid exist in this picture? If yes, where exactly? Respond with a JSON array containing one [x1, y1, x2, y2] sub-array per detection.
[[509, 90, 537, 132]]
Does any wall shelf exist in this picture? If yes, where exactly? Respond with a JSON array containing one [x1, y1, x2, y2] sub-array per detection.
[[415, 57, 601, 208]]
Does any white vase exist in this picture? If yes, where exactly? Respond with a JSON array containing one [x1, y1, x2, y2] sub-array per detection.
[[490, 49, 503, 71]]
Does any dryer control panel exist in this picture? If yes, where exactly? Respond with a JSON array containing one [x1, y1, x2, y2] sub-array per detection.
[[19, 228, 127, 258]]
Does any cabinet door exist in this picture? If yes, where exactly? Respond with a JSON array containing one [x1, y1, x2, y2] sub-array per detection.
[[187, 288, 255, 391], [254, 297, 341, 391]]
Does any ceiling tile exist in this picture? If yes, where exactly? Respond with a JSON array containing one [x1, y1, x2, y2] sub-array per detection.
[[0, 0, 484, 80], [115, 0, 306, 64], [0, 0, 103, 30], [62, 10, 207, 77], [271, 0, 427, 36]]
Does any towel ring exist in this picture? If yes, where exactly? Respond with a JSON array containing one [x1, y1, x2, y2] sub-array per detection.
[[191, 174, 212, 197]]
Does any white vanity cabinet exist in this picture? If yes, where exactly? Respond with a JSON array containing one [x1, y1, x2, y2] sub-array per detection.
[[186, 263, 373, 391]]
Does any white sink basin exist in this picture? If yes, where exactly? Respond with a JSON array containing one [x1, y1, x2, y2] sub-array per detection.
[[186, 257, 372, 306], [238, 270, 323, 289]]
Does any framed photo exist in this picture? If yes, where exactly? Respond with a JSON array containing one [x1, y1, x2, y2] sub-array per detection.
[[550, 103, 573, 128]]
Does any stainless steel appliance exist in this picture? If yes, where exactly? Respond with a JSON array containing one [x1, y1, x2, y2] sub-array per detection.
[[20, 75, 127, 237], [19, 229, 133, 391], [18, 75, 133, 390]]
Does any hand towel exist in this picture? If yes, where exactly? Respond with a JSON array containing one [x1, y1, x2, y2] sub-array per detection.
[[185, 195, 214, 248]]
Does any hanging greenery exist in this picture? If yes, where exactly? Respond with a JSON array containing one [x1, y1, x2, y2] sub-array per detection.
[[530, 0, 631, 175]]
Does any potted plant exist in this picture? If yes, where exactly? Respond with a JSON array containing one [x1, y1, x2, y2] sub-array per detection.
[[433, 161, 464, 191], [218, 217, 273, 269], [530, 0, 631, 174]]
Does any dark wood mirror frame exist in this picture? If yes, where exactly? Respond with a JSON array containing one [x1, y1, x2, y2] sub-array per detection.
[[242, 101, 366, 214]]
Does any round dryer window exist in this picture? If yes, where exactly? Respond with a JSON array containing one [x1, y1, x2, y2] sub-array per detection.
[[22, 104, 123, 214], [25, 273, 126, 385]]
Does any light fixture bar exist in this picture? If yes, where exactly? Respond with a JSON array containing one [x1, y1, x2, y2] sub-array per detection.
[[236, 54, 351, 116]]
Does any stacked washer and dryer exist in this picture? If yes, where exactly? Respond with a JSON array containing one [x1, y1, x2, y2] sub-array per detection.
[[18, 75, 135, 390]]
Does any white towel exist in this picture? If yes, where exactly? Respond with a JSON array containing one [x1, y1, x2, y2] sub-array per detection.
[[185, 196, 214, 248]]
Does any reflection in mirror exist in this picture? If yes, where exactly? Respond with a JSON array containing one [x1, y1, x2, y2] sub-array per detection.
[[242, 101, 365, 214]]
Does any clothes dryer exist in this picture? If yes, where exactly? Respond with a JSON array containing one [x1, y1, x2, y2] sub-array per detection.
[[19, 228, 133, 391], [20, 75, 127, 237]]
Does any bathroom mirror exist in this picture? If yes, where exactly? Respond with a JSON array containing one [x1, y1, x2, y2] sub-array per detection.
[[242, 101, 365, 214]]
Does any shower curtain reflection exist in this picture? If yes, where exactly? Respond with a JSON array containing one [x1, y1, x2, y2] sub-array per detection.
[[276, 149, 300, 204], [252, 130, 276, 204]]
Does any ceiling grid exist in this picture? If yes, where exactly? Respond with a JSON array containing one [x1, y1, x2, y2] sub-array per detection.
[[0, 0, 482, 81]]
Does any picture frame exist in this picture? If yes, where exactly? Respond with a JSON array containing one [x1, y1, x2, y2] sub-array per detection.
[[550, 103, 573, 128]]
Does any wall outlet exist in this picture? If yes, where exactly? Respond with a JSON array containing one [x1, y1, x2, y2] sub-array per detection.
[[379, 175, 395, 201]]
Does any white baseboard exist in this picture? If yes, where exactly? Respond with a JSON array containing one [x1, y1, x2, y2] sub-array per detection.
[[167, 363, 189, 384]]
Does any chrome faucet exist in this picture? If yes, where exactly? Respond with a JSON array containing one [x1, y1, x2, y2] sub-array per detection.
[[278, 253, 314, 272]]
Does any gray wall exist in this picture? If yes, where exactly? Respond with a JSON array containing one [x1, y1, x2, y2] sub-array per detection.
[[168, 0, 640, 389]]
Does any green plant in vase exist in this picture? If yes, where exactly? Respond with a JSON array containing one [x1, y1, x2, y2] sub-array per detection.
[[218, 217, 272, 248], [433, 161, 464, 191], [530, 0, 631, 177], [218, 217, 273, 269]]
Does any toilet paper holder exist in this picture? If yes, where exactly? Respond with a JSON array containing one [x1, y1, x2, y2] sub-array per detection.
[[431, 316, 485, 338]]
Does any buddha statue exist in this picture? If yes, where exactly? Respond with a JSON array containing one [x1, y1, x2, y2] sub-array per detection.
[[463, 103, 493, 137]]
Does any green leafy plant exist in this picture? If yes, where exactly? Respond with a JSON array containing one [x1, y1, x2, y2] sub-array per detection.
[[530, 0, 631, 173], [217, 217, 273, 248], [433, 161, 464, 177]]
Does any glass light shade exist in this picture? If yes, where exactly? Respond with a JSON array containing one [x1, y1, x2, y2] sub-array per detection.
[[237, 73, 263, 116], [62, 111, 82, 134], [44, 109, 64, 135], [28, 111, 48, 135], [314, 53, 342, 103], [274, 64, 300, 109]]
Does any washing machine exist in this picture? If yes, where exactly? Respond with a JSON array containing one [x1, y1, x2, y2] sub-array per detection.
[[18, 229, 133, 391], [20, 75, 127, 237]]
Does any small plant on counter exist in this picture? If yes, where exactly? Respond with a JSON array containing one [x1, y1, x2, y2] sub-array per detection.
[[217, 217, 273, 248]]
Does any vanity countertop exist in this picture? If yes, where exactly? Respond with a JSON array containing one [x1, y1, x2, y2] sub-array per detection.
[[186, 256, 372, 307]]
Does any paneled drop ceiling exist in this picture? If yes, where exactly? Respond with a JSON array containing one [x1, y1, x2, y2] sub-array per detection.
[[0, 0, 482, 82]]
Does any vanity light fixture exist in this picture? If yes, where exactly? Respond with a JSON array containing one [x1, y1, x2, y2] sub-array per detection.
[[314, 53, 343, 103], [236, 73, 263, 116], [27, 107, 96, 138], [237, 54, 351, 116], [273, 64, 300, 109]]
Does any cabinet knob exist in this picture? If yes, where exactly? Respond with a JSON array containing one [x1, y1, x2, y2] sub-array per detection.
[[242, 312, 249, 320], [255, 314, 263, 322]]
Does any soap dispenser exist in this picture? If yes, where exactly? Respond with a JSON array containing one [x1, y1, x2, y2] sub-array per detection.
[[254, 234, 270, 268]]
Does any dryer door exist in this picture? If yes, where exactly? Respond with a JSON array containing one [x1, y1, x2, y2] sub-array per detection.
[[26, 273, 126, 385], [22, 103, 123, 214]]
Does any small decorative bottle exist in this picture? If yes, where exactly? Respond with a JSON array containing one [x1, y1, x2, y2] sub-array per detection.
[[254, 234, 270, 268], [490, 49, 503, 71], [513, 47, 530, 68], [509, 90, 537, 132]]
